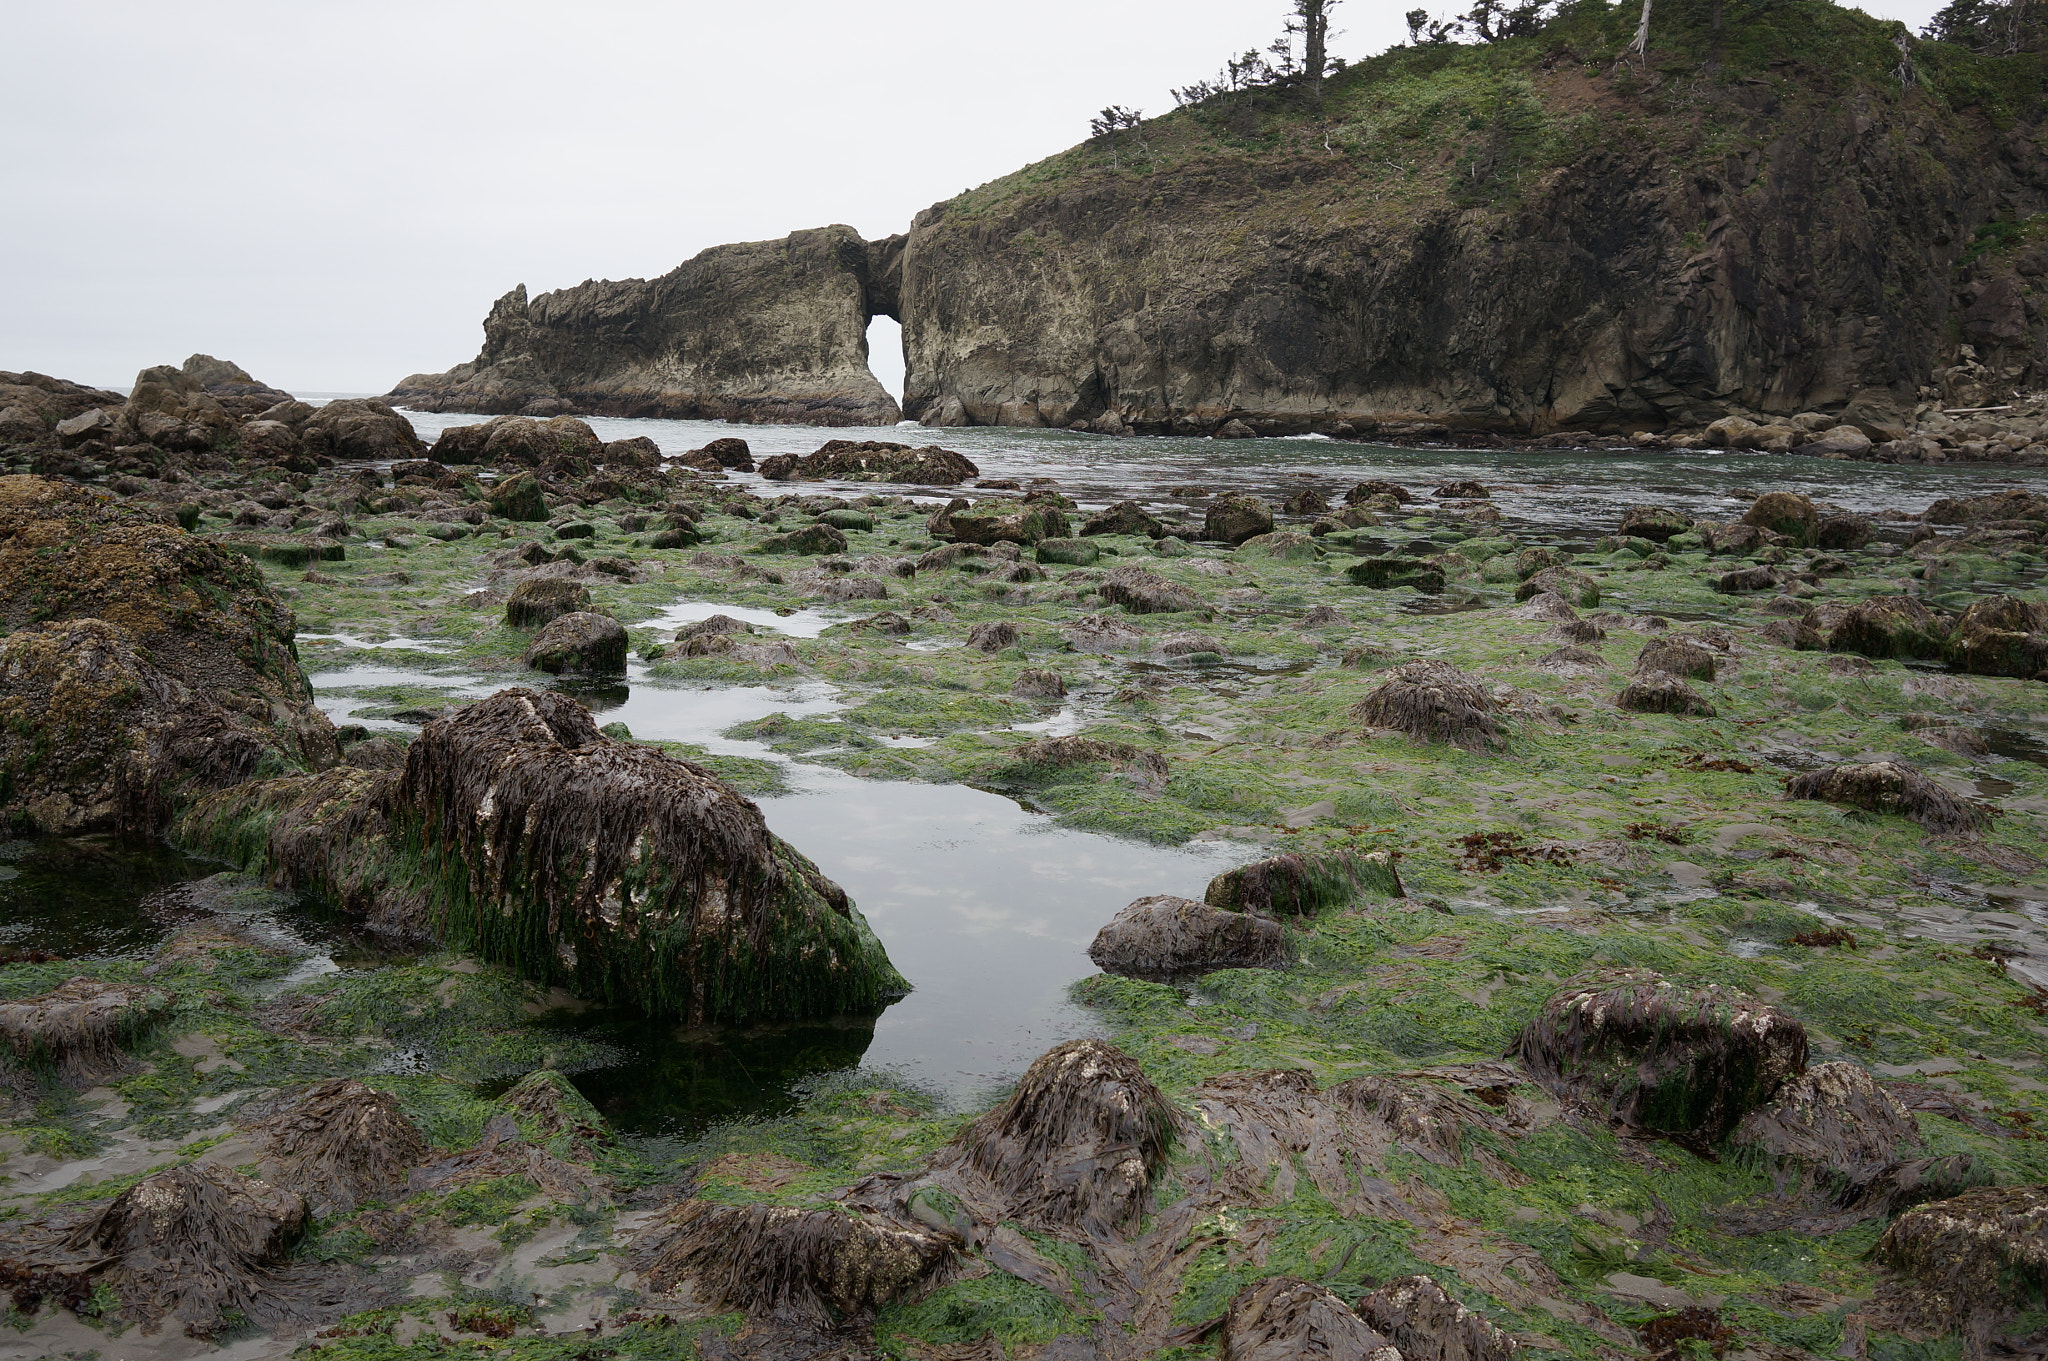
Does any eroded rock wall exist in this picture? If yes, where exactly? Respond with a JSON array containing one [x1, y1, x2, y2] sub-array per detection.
[[899, 80, 2047, 435], [388, 225, 902, 426]]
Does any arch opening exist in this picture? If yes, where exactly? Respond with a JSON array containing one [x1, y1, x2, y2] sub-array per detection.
[[864, 314, 905, 408]]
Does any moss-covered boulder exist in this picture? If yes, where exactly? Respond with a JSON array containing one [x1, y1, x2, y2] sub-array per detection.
[[1618, 505, 1692, 541], [1785, 760, 1988, 833], [178, 689, 905, 1025], [486, 470, 548, 521], [1035, 537, 1101, 566], [1100, 564, 1209, 615], [522, 610, 628, 674], [1079, 499, 1164, 537], [1516, 566, 1600, 608], [1235, 529, 1319, 560], [1517, 970, 1808, 1144], [934, 498, 1070, 546], [1872, 1187, 2048, 1339], [1205, 850, 1402, 915], [1944, 595, 2048, 679], [1826, 595, 1953, 661], [0, 977, 170, 1085], [1743, 491, 1819, 546], [504, 576, 592, 628], [757, 522, 850, 555], [1204, 492, 1275, 545], [1347, 557, 1447, 591]]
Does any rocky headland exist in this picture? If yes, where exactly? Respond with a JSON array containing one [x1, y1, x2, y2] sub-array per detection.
[[388, 2, 2045, 452]]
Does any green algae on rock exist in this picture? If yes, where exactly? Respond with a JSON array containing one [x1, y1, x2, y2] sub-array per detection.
[[177, 688, 906, 1026]]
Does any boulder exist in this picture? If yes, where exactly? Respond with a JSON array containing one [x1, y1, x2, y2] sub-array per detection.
[[1616, 675, 1716, 715], [634, 1199, 951, 1325], [1715, 566, 1782, 594], [1944, 595, 2048, 679], [687, 436, 754, 470], [1079, 499, 1165, 538], [1827, 596, 1953, 661], [523, 611, 628, 673], [1729, 1061, 1967, 1211], [602, 435, 663, 469], [1356, 1275, 1518, 1361], [297, 398, 425, 462], [255, 399, 316, 428], [251, 1078, 429, 1216], [181, 353, 289, 399], [1345, 479, 1413, 505], [1206, 850, 1403, 914], [236, 419, 301, 463], [758, 522, 849, 555], [0, 977, 170, 1085], [1235, 530, 1318, 560], [1351, 661, 1500, 750], [480, 414, 603, 469], [1282, 487, 1330, 515], [1797, 426, 1873, 458], [1619, 505, 1692, 541], [0, 406, 46, 445], [1635, 637, 1717, 681], [1348, 557, 1447, 591], [1816, 514, 1874, 550], [115, 365, 236, 451], [966, 620, 1021, 652], [1517, 969, 1808, 1143], [486, 472, 549, 521], [504, 577, 592, 628], [1698, 522, 1787, 556], [1922, 489, 2048, 524], [1087, 894, 1290, 978], [933, 498, 1069, 545], [1872, 1187, 2048, 1337], [1035, 537, 1100, 566], [1434, 479, 1490, 498], [1515, 567, 1600, 608], [177, 689, 906, 1023], [1742, 492, 1819, 547], [1213, 418, 1257, 439], [1100, 565, 1209, 615], [1010, 668, 1067, 699], [54, 408, 114, 448], [1785, 760, 1988, 834], [941, 1038, 1175, 1236], [1204, 492, 1275, 545], [428, 422, 491, 464], [1217, 1277, 1400, 1361], [758, 440, 977, 485]]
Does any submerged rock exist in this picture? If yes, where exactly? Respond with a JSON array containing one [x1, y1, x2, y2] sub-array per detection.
[[1087, 894, 1290, 978], [1516, 969, 1808, 1144], [178, 689, 905, 1025]]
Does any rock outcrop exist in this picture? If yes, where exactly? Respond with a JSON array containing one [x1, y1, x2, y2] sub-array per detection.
[[387, 226, 904, 425]]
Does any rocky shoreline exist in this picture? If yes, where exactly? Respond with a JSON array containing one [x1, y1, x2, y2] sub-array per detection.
[[0, 363, 2043, 1360]]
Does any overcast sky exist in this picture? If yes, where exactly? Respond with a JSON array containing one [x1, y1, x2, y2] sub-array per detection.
[[3, 0, 1945, 397]]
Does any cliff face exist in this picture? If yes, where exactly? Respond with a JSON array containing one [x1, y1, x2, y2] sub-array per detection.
[[389, 225, 905, 426], [899, 10, 2048, 434]]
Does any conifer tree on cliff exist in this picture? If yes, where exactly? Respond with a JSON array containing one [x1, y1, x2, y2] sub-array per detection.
[[1288, 0, 1340, 106]]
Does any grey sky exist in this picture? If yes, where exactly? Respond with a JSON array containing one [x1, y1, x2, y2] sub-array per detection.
[[4, 0, 1944, 396]]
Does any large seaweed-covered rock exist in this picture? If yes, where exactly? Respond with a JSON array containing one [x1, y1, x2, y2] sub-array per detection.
[[943, 1039, 1175, 1237], [1516, 970, 1808, 1144], [1618, 505, 1691, 542], [1872, 1187, 2048, 1339], [1827, 595, 1953, 661], [1785, 760, 1987, 833], [252, 1078, 429, 1216], [1729, 1061, 1973, 1213], [498, 1068, 611, 1144], [0, 978, 169, 1085], [1100, 564, 1208, 615], [757, 439, 978, 485], [486, 471, 548, 520], [1351, 661, 1500, 751], [504, 576, 592, 628], [1922, 489, 2048, 524], [1347, 557, 1447, 591], [1743, 491, 1819, 546], [1634, 637, 1717, 681], [1944, 595, 2048, 679], [634, 1198, 953, 1323], [1218, 1277, 1401, 1361], [522, 611, 628, 674], [1356, 1274, 1518, 1361], [179, 689, 905, 1025], [1205, 850, 1403, 915], [1616, 675, 1716, 716], [0, 1163, 309, 1337], [1080, 499, 1165, 537], [476, 414, 604, 469], [1205, 492, 1274, 545], [1087, 895, 1290, 978], [932, 498, 1069, 545]]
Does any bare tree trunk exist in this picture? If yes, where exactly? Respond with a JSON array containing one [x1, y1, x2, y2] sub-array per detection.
[[1631, 0, 1652, 59]]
